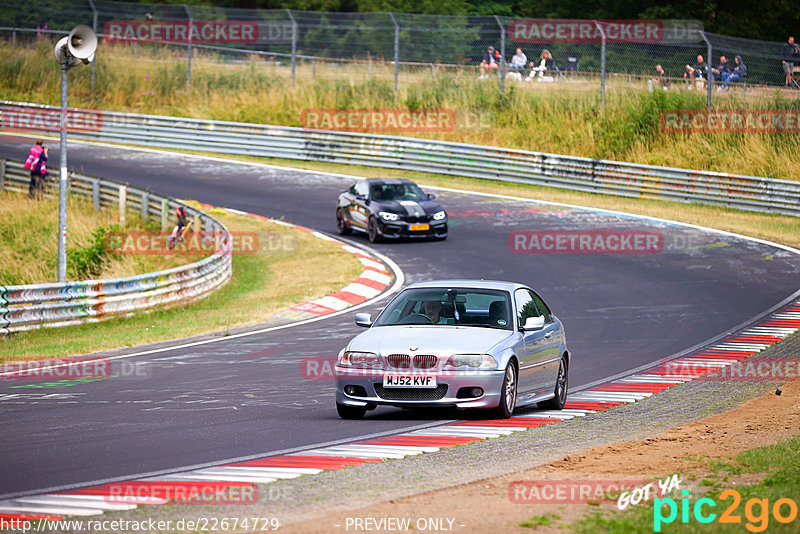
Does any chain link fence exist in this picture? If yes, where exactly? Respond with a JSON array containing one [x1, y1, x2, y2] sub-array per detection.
[[1, 1, 799, 107]]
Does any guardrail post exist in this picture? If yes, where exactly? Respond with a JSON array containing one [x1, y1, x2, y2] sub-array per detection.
[[312, 58, 316, 81], [286, 9, 297, 88], [12, 28, 16, 49], [161, 199, 169, 231], [141, 191, 149, 223], [0, 159, 6, 191], [193, 213, 201, 241], [92, 179, 100, 210], [389, 12, 399, 96], [118, 185, 127, 225]]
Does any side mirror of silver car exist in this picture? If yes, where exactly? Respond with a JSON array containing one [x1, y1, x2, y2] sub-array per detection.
[[355, 313, 373, 328], [521, 315, 545, 331]]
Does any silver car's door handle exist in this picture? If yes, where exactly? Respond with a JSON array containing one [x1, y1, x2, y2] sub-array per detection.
[[544, 332, 552, 338]]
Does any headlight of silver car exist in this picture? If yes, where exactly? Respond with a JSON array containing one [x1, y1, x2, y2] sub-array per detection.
[[379, 211, 400, 221], [339, 351, 382, 368], [443, 353, 497, 370], [433, 210, 447, 221]]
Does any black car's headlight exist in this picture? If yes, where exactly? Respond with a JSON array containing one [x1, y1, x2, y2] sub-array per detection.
[[379, 211, 400, 222], [443, 353, 497, 370], [433, 210, 447, 221]]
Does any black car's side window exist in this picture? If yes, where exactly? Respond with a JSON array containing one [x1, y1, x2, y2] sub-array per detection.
[[531, 291, 552, 323], [514, 289, 539, 329]]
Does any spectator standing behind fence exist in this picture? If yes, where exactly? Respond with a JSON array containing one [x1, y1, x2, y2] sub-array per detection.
[[509, 48, 527, 72], [526, 50, 556, 81], [711, 56, 730, 81], [650, 64, 669, 90], [719, 55, 746, 90], [780, 36, 799, 87], [684, 54, 707, 88], [479, 46, 501, 79], [23, 140, 48, 199]]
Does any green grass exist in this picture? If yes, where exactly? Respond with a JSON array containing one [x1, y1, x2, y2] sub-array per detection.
[[1, 206, 363, 361], [0, 190, 199, 284], [519, 513, 560, 529], [3, 40, 800, 181], [571, 436, 800, 533]]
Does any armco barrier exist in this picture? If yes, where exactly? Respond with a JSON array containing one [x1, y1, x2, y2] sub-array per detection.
[[2, 101, 798, 216], [0, 161, 232, 334]]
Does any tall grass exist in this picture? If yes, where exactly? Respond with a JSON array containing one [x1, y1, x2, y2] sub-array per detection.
[[0, 190, 202, 285], [2, 39, 800, 179]]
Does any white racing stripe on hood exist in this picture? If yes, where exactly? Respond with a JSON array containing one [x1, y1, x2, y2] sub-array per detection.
[[399, 200, 424, 217]]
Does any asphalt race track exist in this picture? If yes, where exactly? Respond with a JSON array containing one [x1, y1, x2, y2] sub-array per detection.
[[2, 135, 799, 497]]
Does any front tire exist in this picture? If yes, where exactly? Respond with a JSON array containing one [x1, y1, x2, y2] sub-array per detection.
[[337, 402, 366, 419], [538, 356, 568, 410], [494, 361, 518, 419], [336, 208, 351, 235], [367, 216, 381, 243]]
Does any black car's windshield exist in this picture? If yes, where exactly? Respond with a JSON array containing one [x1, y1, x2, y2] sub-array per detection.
[[370, 183, 427, 202], [375, 287, 513, 330]]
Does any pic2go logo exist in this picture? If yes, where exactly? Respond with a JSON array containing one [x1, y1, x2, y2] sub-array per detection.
[[654, 489, 798, 532]]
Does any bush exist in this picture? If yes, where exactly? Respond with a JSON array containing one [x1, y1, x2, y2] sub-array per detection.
[[67, 224, 119, 279]]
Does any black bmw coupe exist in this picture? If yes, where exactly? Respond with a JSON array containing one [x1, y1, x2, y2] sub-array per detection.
[[336, 178, 448, 242]]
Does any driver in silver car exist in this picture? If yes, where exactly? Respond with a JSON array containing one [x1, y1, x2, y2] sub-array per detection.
[[423, 300, 444, 323]]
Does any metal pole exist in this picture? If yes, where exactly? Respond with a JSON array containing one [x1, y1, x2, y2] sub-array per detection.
[[57, 59, 69, 282], [12, 28, 16, 49], [286, 9, 297, 87], [184, 4, 192, 95], [389, 12, 399, 95], [700, 31, 712, 111], [494, 16, 505, 96], [88, 0, 97, 94], [595, 21, 606, 108]]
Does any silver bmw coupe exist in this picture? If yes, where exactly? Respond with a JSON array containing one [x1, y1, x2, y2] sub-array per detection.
[[335, 280, 569, 419]]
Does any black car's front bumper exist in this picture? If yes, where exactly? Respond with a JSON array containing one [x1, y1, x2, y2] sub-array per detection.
[[377, 219, 448, 239]]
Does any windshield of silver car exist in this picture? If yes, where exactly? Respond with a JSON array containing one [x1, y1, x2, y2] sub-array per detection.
[[374, 288, 513, 329]]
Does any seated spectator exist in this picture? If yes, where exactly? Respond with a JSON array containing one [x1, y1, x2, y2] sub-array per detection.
[[526, 49, 556, 81], [711, 56, 730, 81], [479, 46, 501, 79], [650, 64, 669, 89], [720, 55, 746, 90], [683, 54, 707, 87], [780, 36, 799, 87], [509, 48, 527, 72]]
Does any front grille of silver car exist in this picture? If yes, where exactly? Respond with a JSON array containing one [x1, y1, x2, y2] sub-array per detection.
[[387, 354, 411, 369], [413, 354, 438, 369], [374, 384, 448, 400]]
